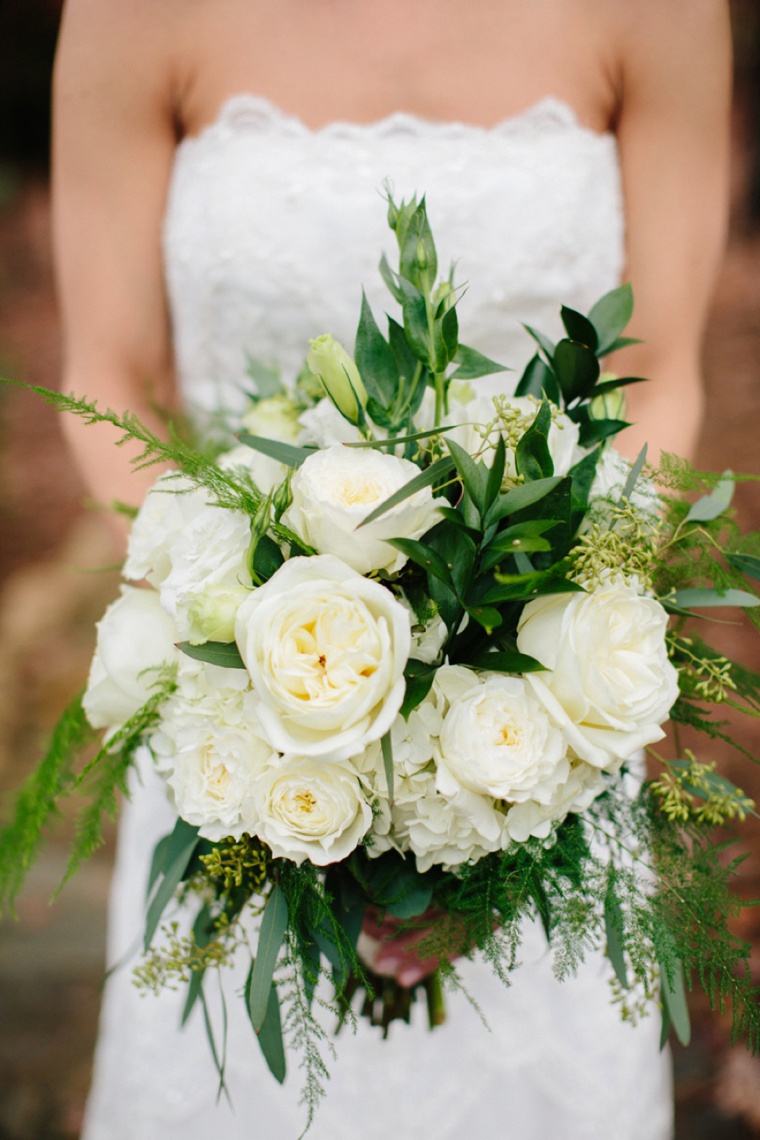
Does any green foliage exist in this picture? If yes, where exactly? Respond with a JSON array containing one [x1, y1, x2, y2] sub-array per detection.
[[0, 695, 93, 915]]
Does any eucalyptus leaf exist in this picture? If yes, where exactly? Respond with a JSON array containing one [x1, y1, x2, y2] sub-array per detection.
[[666, 587, 760, 610], [245, 355, 284, 399], [249, 885, 289, 1033], [621, 444, 648, 502], [727, 553, 760, 581], [181, 968, 205, 1027], [604, 885, 629, 989], [249, 969, 287, 1084], [237, 432, 315, 468], [588, 283, 634, 355], [381, 731, 394, 805], [146, 832, 172, 900], [144, 819, 200, 951], [659, 950, 691, 1047], [359, 456, 456, 527], [686, 472, 734, 522], [178, 641, 247, 670]]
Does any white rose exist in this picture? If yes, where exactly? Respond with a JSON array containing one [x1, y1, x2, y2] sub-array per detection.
[[123, 473, 209, 586], [517, 580, 680, 768], [433, 667, 569, 803], [254, 756, 372, 865], [505, 760, 606, 843], [234, 554, 411, 760], [282, 446, 442, 576], [83, 586, 179, 731], [159, 501, 252, 643]]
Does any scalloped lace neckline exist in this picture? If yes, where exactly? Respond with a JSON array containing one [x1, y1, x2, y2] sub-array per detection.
[[178, 93, 613, 149]]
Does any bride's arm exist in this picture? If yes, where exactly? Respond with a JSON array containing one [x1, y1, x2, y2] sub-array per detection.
[[608, 0, 732, 465], [52, 0, 183, 549]]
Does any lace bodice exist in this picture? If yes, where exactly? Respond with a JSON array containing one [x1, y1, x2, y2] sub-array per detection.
[[163, 94, 624, 418]]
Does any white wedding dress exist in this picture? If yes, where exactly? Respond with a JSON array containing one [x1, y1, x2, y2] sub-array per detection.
[[81, 95, 674, 1140]]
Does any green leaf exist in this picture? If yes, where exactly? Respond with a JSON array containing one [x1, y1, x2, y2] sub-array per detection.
[[479, 520, 559, 572], [589, 283, 634, 354], [427, 522, 477, 597], [484, 476, 563, 526], [590, 376, 648, 400], [381, 731, 394, 805], [440, 304, 459, 361], [399, 198, 438, 290], [578, 418, 630, 448], [246, 966, 287, 1084], [469, 651, 546, 674], [727, 553, 760, 581], [621, 444, 648, 502], [386, 538, 456, 591], [379, 252, 404, 303], [252, 534, 285, 581], [437, 506, 482, 542], [686, 471, 734, 522], [354, 290, 399, 408], [523, 324, 556, 361], [358, 850, 433, 918], [177, 641, 247, 670], [513, 354, 560, 404], [398, 278, 432, 366], [387, 316, 420, 387], [146, 832, 173, 900], [667, 587, 760, 610], [552, 340, 600, 404], [480, 573, 583, 606], [249, 885, 289, 1033], [515, 399, 554, 481], [181, 968, 205, 1027], [569, 447, 600, 528], [604, 883, 629, 989], [401, 660, 437, 718], [358, 456, 456, 527], [237, 432, 314, 469], [601, 335, 642, 355], [451, 344, 509, 381], [447, 438, 489, 516], [144, 818, 200, 951], [464, 604, 503, 633], [245, 356, 284, 399], [560, 306, 599, 350], [659, 950, 691, 1047], [485, 434, 506, 511]]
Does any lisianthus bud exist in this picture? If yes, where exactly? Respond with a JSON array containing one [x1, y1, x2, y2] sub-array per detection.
[[589, 374, 626, 422], [307, 335, 368, 426]]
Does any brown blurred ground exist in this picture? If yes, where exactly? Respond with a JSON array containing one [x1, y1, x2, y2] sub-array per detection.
[[1, 7, 760, 1139]]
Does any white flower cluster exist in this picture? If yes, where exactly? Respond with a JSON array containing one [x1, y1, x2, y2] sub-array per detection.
[[83, 387, 678, 872]]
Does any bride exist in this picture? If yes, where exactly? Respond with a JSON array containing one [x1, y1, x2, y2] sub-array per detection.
[[53, 1, 731, 1137]]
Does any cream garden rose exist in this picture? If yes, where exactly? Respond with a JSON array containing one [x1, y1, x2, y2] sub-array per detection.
[[254, 756, 372, 865], [83, 586, 179, 731], [282, 446, 443, 576], [234, 554, 411, 760], [433, 666, 569, 803], [517, 579, 680, 768]]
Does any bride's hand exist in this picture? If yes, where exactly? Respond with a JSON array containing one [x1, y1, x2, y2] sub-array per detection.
[[359, 906, 466, 987]]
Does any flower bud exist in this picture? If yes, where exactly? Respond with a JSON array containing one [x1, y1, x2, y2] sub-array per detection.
[[589, 374, 626, 422], [307, 335, 368, 426]]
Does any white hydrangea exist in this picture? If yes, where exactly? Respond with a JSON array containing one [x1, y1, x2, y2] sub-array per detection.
[[504, 760, 607, 843]]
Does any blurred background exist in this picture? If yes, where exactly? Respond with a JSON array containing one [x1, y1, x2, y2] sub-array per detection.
[[0, 1, 759, 1136]]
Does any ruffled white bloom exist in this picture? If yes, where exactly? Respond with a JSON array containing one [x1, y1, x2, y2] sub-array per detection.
[[83, 586, 179, 731], [234, 555, 411, 760], [152, 658, 276, 841], [298, 397, 364, 448], [159, 502, 252, 644], [505, 760, 606, 843], [123, 473, 208, 586], [254, 756, 372, 865], [434, 667, 569, 803], [517, 580, 679, 768], [283, 446, 442, 576]]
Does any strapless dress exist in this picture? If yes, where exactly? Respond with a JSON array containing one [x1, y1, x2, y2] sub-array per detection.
[[81, 94, 673, 1140]]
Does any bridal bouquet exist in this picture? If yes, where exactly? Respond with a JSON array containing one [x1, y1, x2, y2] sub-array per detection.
[[2, 193, 760, 1126]]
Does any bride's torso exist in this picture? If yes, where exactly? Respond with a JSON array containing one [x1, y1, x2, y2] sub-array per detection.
[[163, 94, 624, 420]]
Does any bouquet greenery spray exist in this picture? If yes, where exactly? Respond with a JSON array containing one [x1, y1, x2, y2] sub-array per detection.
[[2, 193, 760, 1131]]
